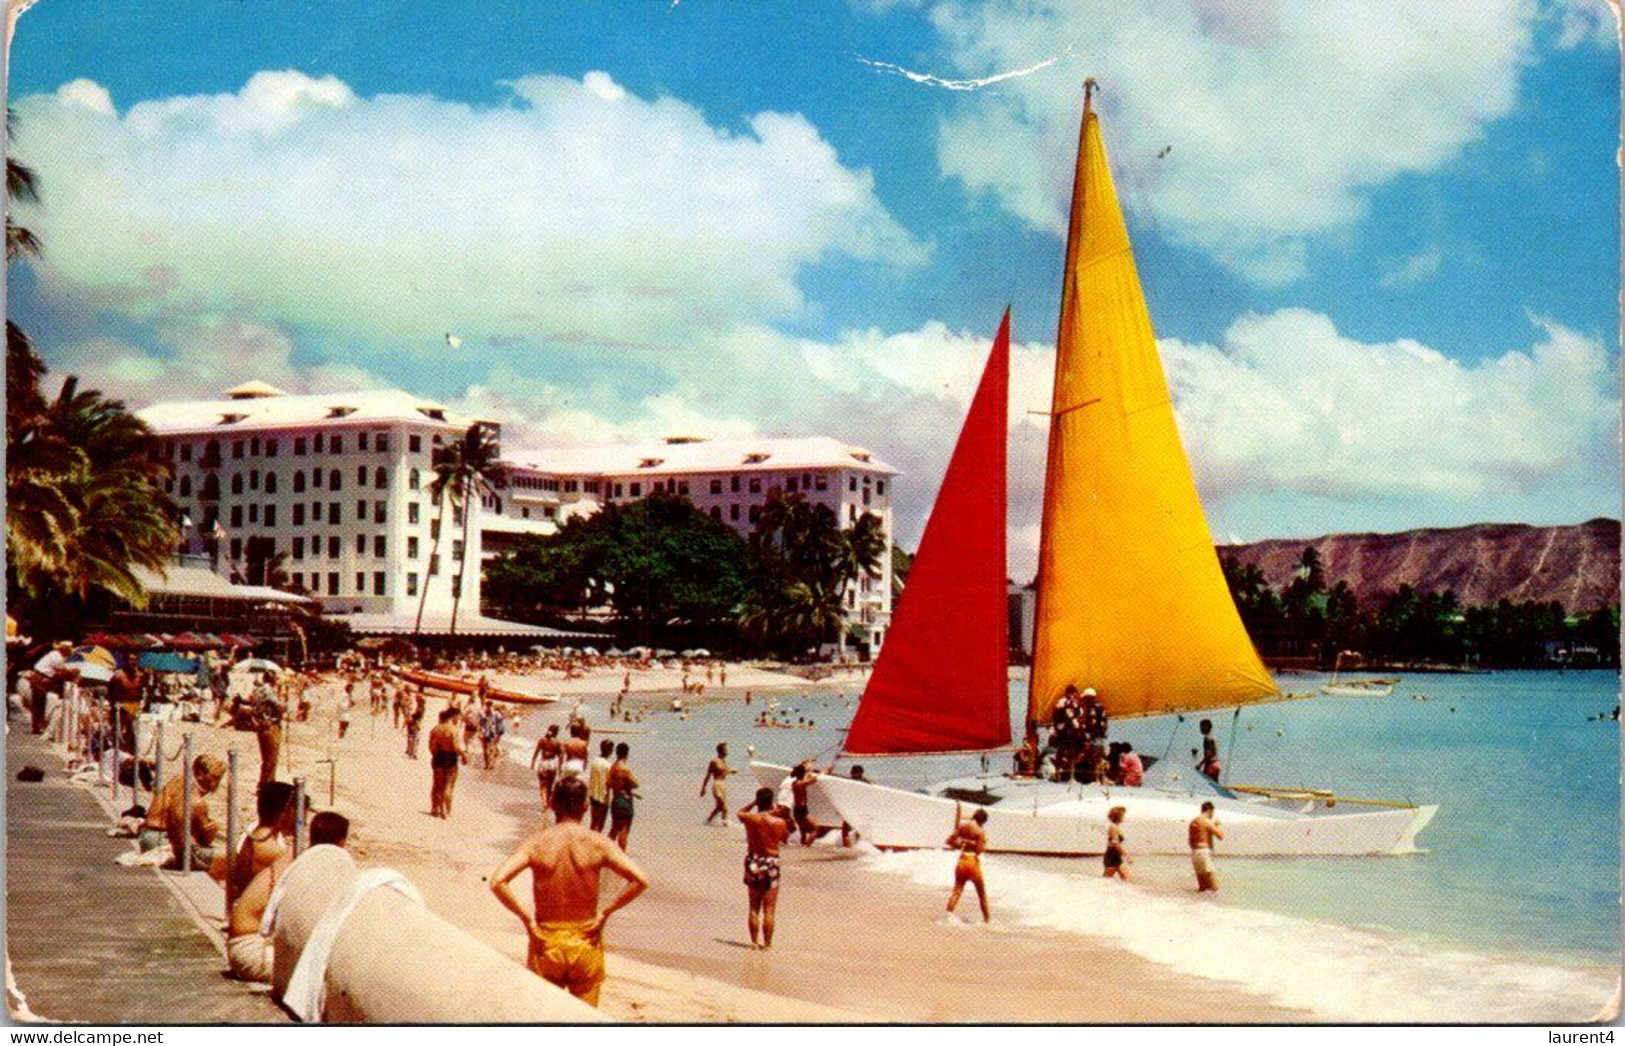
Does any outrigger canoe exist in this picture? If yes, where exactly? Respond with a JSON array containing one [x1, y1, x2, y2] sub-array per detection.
[[393, 668, 558, 706]]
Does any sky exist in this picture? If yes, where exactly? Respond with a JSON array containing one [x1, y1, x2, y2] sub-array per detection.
[[7, 0, 1621, 577]]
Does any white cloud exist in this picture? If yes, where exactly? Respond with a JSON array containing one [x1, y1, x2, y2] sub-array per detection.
[[919, 0, 1533, 283], [1379, 246, 1444, 288], [14, 70, 922, 351], [1553, 0, 1619, 48]]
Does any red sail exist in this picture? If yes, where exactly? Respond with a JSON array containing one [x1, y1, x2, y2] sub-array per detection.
[[844, 311, 1011, 755]]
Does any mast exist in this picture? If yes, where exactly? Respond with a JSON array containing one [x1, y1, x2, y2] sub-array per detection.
[[1026, 79, 1096, 741]]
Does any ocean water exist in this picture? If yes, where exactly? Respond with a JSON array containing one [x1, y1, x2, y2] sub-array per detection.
[[522, 670, 1622, 1020]]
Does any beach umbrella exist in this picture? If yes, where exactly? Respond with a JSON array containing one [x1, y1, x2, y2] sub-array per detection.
[[581, 646, 601, 656], [69, 662, 115, 682], [682, 648, 711, 658], [231, 657, 283, 675], [655, 649, 677, 658], [69, 645, 117, 669], [137, 651, 201, 674]]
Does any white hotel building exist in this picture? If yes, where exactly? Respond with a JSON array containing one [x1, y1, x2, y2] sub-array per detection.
[[488, 436, 898, 652], [139, 383, 897, 649]]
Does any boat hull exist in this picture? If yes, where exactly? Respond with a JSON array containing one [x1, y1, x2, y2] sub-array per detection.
[[1320, 684, 1395, 697], [750, 763, 1435, 857]]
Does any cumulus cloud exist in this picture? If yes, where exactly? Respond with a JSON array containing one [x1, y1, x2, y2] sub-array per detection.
[[13, 70, 922, 351], [915, 0, 1533, 283]]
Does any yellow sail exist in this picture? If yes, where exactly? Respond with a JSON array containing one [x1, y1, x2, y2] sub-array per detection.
[[1029, 84, 1277, 724]]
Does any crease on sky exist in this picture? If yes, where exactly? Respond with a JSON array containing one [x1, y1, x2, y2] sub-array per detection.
[[854, 51, 1064, 91]]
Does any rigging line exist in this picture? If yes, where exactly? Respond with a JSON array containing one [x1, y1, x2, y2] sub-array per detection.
[[1225, 706, 1242, 783], [1160, 712, 1184, 769]]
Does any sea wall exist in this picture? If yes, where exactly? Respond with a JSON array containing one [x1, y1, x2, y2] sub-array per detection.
[[269, 844, 602, 1023]]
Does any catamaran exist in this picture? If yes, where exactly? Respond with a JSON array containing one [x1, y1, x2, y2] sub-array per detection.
[[1320, 651, 1400, 697], [753, 82, 1437, 857]]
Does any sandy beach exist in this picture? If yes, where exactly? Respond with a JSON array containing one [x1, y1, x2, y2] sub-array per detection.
[[147, 658, 1308, 1023]]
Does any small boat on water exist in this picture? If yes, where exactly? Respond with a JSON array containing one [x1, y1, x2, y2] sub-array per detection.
[[1321, 652, 1400, 697], [752, 80, 1437, 857]]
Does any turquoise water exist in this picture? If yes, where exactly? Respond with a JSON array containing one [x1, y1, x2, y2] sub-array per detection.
[[697, 670, 1620, 964]]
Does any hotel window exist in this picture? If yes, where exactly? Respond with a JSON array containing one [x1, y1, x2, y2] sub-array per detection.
[[849, 505, 857, 522], [164, 477, 174, 494], [678, 481, 689, 496], [231, 506, 244, 528], [749, 478, 761, 493], [232, 439, 244, 459], [355, 534, 366, 555], [293, 537, 304, 560], [313, 468, 323, 489], [331, 435, 343, 455], [311, 500, 321, 520], [358, 432, 369, 450], [316, 433, 327, 453], [729, 504, 739, 521], [452, 506, 463, 526], [180, 443, 192, 462], [749, 506, 761, 524], [327, 573, 338, 596], [815, 476, 828, 491], [294, 504, 305, 526], [329, 503, 341, 525], [375, 434, 389, 452], [409, 468, 420, 490], [265, 473, 278, 494], [613, 484, 623, 497], [266, 439, 278, 458], [521, 508, 530, 519], [330, 469, 341, 491], [787, 478, 798, 492], [629, 483, 641, 497], [452, 574, 462, 595], [408, 502, 420, 524], [374, 466, 386, 488], [543, 507, 555, 520], [264, 504, 276, 527], [180, 476, 192, 497], [230, 538, 243, 561], [374, 535, 386, 558], [406, 573, 419, 597], [294, 437, 307, 456], [357, 501, 367, 521], [863, 490, 871, 507], [429, 554, 439, 576], [452, 540, 464, 561], [710, 506, 722, 521], [375, 502, 386, 524], [408, 537, 419, 559], [328, 536, 340, 558], [294, 471, 306, 493], [849, 477, 857, 492], [357, 465, 368, 486], [566, 480, 579, 492], [251, 437, 261, 456], [409, 434, 422, 453], [877, 481, 886, 496], [803, 473, 812, 488], [249, 504, 260, 524], [430, 519, 440, 539], [231, 473, 244, 495], [250, 470, 260, 491], [730, 476, 740, 493], [356, 572, 365, 592]]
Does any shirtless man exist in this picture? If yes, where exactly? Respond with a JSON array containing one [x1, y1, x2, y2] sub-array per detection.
[[214, 781, 297, 916], [945, 806, 990, 922], [789, 763, 819, 846], [700, 743, 735, 826], [227, 811, 349, 983], [140, 754, 225, 867], [428, 708, 464, 818], [531, 724, 562, 808], [1189, 801, 1224, 892], [738, 787, 793, 949], [489, 776, 649, 1007]]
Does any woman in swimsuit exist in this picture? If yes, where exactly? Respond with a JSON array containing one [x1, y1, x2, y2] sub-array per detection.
[[1103, 805, 1130, 881], [945, 806, 990, 923]]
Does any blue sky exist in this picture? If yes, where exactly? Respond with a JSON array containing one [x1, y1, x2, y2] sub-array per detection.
[[7, 0, 1620, 570]]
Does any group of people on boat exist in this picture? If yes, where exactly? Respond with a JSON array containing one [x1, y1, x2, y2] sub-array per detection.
[[1011, 684, 1151, 787]]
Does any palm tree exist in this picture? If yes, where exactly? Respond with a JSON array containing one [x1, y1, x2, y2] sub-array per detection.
[[7, 108, 40, 262], [411, 423, 501, 636]]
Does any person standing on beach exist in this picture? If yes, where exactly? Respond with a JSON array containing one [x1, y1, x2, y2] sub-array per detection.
[[428, 708, 464, 818], [789, 763, 820, 846], [738, 787, 793, 949], [405, 692, 425, 759], [532, 724, 562, 806], [1103, 806, 1130, 881], [1189, 801, 1223, 892], [606, 743, 639, 850], [945, 806, 990, 923], [701, 743, 735, 826], [587, 739, 613, 832], [489, 776, 649, 1008]]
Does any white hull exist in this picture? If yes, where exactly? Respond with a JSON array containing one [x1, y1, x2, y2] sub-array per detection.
[[751, 763, 1436, 857], [1321, 683, 1395, 697]]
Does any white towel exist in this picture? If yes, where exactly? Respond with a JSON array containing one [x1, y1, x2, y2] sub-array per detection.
[[259, 844, 342, 939], [278, 865, 422, 1022]]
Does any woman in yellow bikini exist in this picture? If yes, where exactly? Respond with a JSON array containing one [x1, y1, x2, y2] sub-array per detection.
[[945, 805, 990, 923]]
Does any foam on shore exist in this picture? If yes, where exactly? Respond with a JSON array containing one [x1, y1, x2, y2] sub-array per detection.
[[864, 848, 1615, 1022]]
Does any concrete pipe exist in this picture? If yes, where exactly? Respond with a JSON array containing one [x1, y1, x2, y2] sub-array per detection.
[[269, 845, 602, 1023]]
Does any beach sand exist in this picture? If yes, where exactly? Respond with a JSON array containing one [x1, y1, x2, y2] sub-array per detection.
[[163, 662, 1307, 1023]]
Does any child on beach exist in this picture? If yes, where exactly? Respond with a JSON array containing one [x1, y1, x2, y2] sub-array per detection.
[[1103, 806, 1130, 880]]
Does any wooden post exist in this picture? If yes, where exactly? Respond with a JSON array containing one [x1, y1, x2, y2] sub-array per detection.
[[292, 777, 307, 857], [180, 733, 194, 873]]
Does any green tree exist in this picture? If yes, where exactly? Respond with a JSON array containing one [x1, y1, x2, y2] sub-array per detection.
[[744, 491, 884, 656], [412, 423, 500, 636]]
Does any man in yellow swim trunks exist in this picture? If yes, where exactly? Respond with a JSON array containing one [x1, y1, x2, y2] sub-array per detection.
[[489, 775, 649, 1006]]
